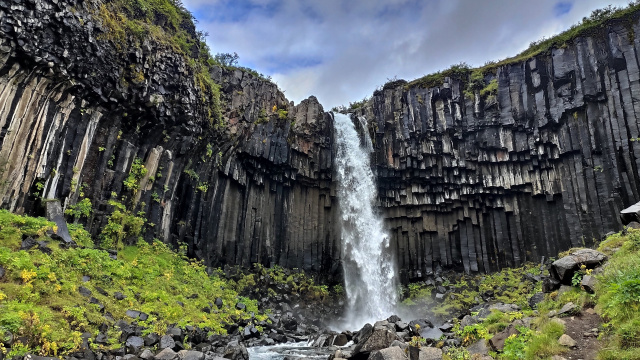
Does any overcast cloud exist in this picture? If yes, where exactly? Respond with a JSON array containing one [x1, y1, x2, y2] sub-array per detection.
[[182, 0, 630, 108]]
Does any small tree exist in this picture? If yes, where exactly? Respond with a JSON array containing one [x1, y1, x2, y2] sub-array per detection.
[[214, 52, 239, 67]]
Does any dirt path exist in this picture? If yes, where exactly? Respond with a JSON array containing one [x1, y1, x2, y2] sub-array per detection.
[[560, 308, 602, 360]]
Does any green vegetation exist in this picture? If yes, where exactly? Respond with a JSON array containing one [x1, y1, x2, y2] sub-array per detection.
[[64, 198, 93, 221], [99, 199, 146, 249], [596, 229, 640, 359], [122, 157, 148, 194], [401, 263, 543, 317], [0, 210, 266, 357]]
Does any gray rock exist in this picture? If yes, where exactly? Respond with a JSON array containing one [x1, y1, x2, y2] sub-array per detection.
[[551, 249, 607, 283], [139, 350, 154, 360], [489, 325, 519, 351], [78, 286, 92, 297], [177, 350, 204, 360], [353, 327, 398, 356], [125, 336, 144, 353], [467, 339, 489, 356], [45, 200, 74, 244], [418, 347, 442, 360], [369, 346, 408, 360], [160, 335, 176, 349], [581, 275, 598, 293], [528, 292, 546, 308], [155, 348, 178, 360], [621, 201, 640, 225], [556, 302, 578, 317], [558, 334, 577, 347]]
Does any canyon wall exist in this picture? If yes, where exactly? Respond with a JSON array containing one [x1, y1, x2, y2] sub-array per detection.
[[1, 0, 640, 281], [357, 16, 640, 280], [0, 0, 341, 278]]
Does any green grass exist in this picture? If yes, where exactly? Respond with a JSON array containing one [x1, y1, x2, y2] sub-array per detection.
[[595, 228, 640, 359], [0, 210, 264, 357]]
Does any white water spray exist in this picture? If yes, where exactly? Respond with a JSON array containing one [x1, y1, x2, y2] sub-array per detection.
[[333, 113, 397, 330]]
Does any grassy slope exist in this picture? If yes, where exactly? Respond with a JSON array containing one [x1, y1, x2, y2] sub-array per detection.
[[0, 210, 262, 358]]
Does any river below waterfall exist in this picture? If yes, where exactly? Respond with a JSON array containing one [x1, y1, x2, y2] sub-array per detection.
[[248, 342, 334, 360]]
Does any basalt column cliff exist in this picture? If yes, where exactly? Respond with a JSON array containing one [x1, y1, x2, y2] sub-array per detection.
[[356, 15, 640, 279], [1, 0, 640, 280], [0, 0, 340, 276]]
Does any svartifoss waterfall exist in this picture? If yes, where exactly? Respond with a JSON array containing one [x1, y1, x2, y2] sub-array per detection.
[[333, 113, 397, 329]]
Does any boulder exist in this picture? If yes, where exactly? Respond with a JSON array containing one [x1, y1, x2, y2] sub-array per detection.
[[126, 310, 149, 321], [528, 292, 546, 308], [369, 347, 407, 360], [620, 201, 640, 224], [467, 339, 489, 356], [21, 237, 37, 250], [550, 249, 607, 283], [0, 266, 4, 280], [353, 327, 398, 357], [418, 347, 442, 360], [45, 200, 74, 245], [139, 349, 154, 360], [177, 350, 205, 360], [155, 348, 178, 360], [125, 336, 144, 354], [160, 335, 176, 349], [214, 297, 223, 309], [408, 319, 433, 335], [554, 302, 578, 317], [489, 325, 519, 351], [558, 334, 577, 347], [78, 286, 92, 297], [581, 275, 597, 293], [144, 333, 160, 346], [333, 333, 349, 346], [114, 292, 127, 300], [223, 340, 249, 360]]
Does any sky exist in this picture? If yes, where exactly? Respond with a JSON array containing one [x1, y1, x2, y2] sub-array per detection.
[[182, 0, 630, 109]]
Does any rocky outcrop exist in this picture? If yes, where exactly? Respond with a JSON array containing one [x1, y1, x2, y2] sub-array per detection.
[[354, 13, 640, 279], [0, 0, 340, 277]]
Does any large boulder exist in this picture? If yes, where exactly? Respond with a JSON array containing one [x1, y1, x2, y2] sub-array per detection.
[[223, 340, 249, 360], [621, 201, 640, 224], [45, 200, 74, 244], [369, 347, 408, 360], [550, 249, 607, 283], [352, 326, 399, 358]]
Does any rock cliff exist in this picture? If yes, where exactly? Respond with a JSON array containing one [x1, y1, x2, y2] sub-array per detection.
[[0, 0, 340, 277], [355, 14, 640, 279], [1, 0, 640, 281]]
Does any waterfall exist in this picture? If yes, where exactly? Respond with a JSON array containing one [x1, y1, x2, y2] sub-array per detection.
[[333, 113, 397, 329]]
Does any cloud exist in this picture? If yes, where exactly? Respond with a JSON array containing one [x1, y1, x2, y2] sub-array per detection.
[[184, 0, 630, 108]]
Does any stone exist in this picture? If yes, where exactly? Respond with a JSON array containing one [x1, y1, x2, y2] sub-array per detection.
[[460, 315, 477, 328], [550, 249, 607, 283], [368, 346, 407, 360], [333, 333, 348, 346], [235, 302, 246, 311], [114, 292, 127, 300], [467, 339, 489, 356], [21, 237, 37, 250], [621, 201, 640, 224], [125, 310, 149, 321], [419, 327, 443, 341], [408, 319, 433, 335], [528, 292, 546, 308], [155, 348, 178, 360], [144, 333, 160, 346], [581, 275, 598, 293], [558, 334, 577, 347], [418, 347, 442, 360], [222, 340, 249, 360], [95, 333, 108, 344], [353, 327, 398, 356], [78, 286, 92, 297], [489, 325, 519, 351], [45, 200, 74, 245], [177, 350, 205, 360], [214, 298, 223, 309], [556, 302, 578, 317], [139, 349, 154, 360], [160, 335, 176, 349], [0, 266, 4, 280], [125, 336, 144, 353]]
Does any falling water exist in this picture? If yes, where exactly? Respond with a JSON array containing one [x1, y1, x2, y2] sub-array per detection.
[[333, 113, 397, 329]]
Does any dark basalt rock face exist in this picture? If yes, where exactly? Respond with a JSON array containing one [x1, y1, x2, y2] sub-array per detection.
[[0, 0, 340, 278], [353, 14, 640, 280], [1, 0, 640, 281]]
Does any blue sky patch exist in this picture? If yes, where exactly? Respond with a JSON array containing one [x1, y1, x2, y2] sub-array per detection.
[[554, 1, 573, 16]]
